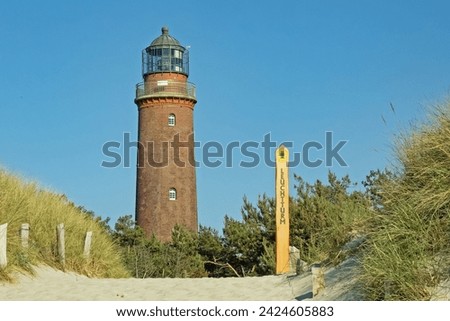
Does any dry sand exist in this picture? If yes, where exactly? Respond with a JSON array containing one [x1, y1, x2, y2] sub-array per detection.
[[0, 266, 302, 300], [0, 258, 363, 301]]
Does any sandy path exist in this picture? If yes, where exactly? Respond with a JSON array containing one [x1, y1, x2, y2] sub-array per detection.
[[0, 266, 308, 300], [0, 259, 364, 301]]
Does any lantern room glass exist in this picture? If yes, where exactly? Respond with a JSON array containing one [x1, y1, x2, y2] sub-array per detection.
[[142, 46, 189, 76]]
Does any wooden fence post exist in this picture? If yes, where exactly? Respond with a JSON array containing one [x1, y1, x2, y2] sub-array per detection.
[[289, 246, 300, 274], [0, 223, 7, 268], [384, 279, 392, 300], [21, 223, 30, 248], [312, 263, 325, 297], [83, 231, 92, 259], [56, 223, 65, 266]]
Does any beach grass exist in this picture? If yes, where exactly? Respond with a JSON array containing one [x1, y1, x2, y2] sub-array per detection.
[[0, 169, 128, 281], [361, 100, 450, 300]]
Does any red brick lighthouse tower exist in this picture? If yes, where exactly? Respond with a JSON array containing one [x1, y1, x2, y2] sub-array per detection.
[[134, 27, 198, 241]]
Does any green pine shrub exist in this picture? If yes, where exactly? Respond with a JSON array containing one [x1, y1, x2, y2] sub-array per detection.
[[113, 215, 207, 278]]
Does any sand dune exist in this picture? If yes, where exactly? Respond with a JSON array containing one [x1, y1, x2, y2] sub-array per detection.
[[8, 258, 448, 301], [0, 266, 306, 300], [0, 258, 364, 301]]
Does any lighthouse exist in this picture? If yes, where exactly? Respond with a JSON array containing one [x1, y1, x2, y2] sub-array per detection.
[[134, 27, 198, 241]]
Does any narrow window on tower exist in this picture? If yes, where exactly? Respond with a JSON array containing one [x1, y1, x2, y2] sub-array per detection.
[[168, 114, 176, 127], [169, 188, 177, 200]]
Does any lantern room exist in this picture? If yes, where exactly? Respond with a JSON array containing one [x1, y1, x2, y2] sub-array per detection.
[[142, 26, 189, 77]]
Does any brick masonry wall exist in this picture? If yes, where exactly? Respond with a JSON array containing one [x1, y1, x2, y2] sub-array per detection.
[[135, 73, 198, 242]]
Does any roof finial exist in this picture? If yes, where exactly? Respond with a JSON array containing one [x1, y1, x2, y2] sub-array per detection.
[[162, 26, 169, 35]]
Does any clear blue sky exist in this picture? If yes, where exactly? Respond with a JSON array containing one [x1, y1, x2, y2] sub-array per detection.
[[1, 1, 449, 231]]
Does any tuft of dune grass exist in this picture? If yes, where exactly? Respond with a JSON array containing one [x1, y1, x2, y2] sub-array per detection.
[[0, 169, 129, 281], [362, 100, 450, 300]]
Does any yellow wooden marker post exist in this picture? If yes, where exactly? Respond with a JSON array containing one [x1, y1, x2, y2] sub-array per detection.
[[275, 145, 290, 274]]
